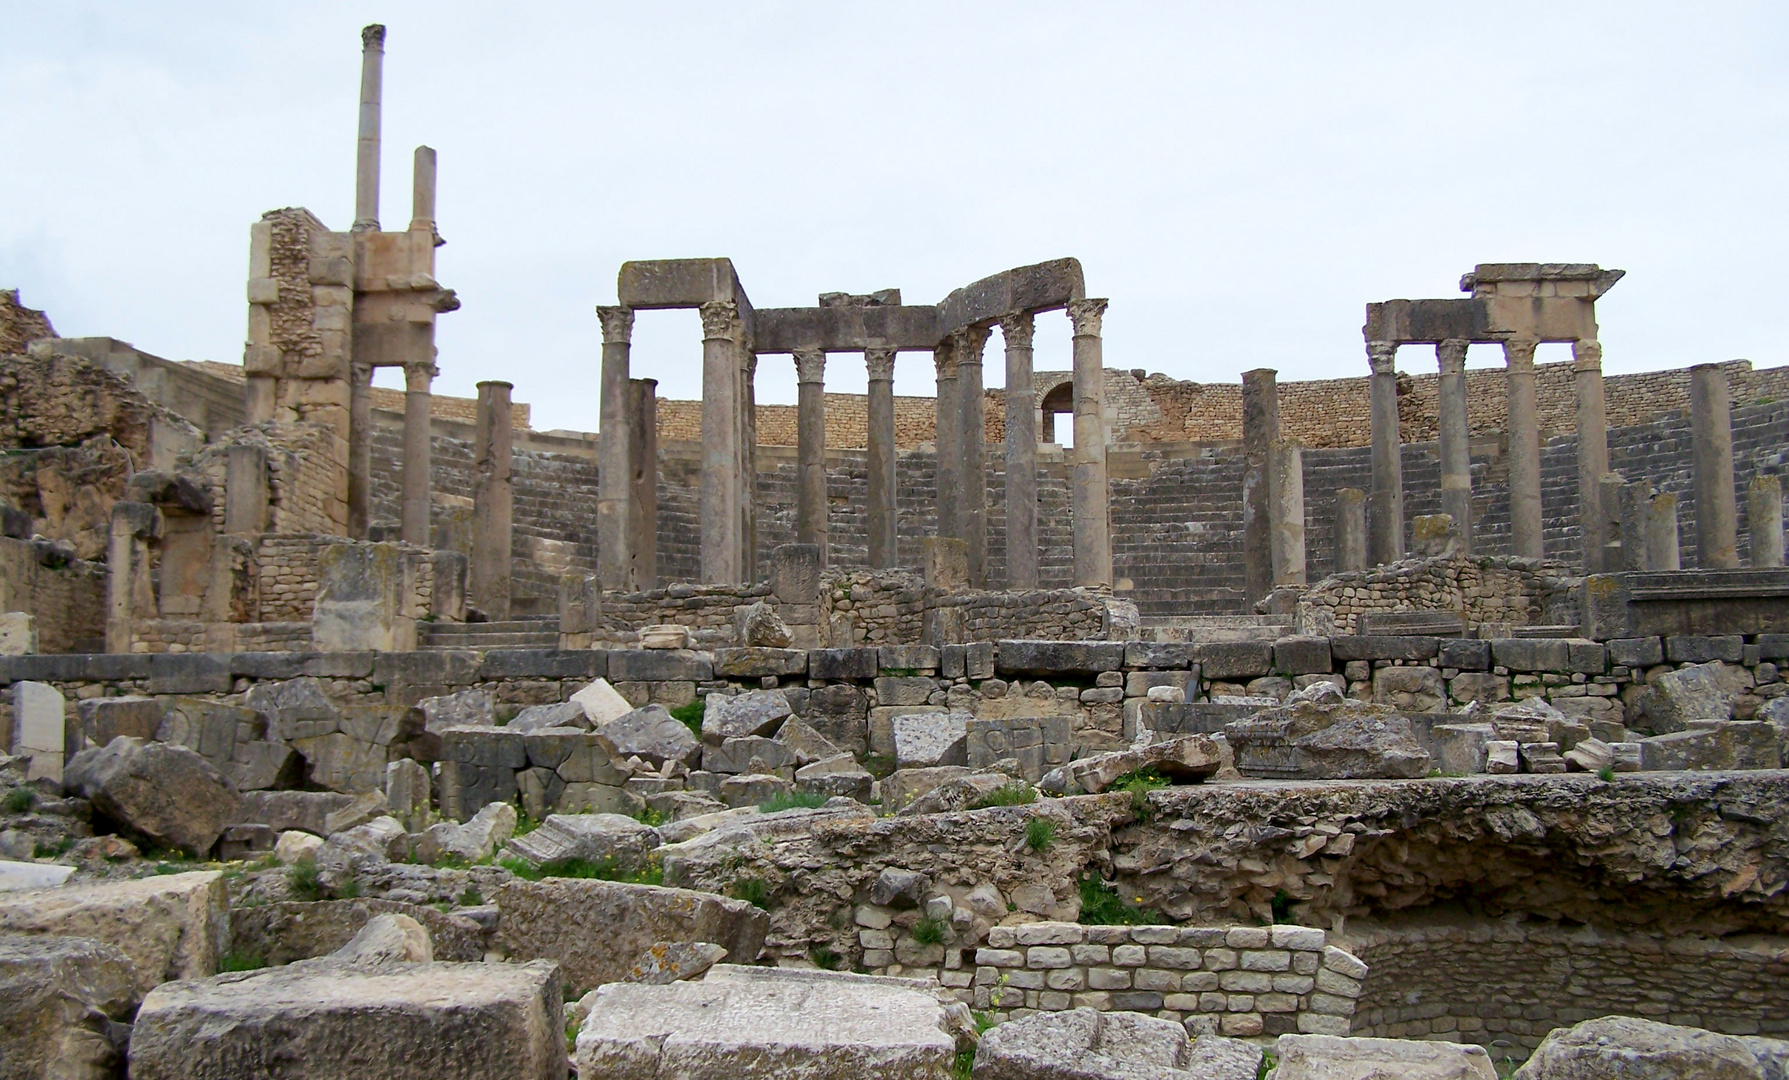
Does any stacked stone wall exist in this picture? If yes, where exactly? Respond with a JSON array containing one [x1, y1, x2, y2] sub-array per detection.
[[254, 534, 330, 622], [1296, 556, 1579, 636], [0, 535, 105, 653], [0, 289, 54, 355], [0, 352, 158, 459]]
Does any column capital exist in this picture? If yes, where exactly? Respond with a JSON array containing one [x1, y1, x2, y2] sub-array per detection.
[[934, 341, 958, 379], [864, 347, 896, 382], [1437, 338, 1469, 375], [1502, 337, 1538, 371], [794, 348, 826, 385], [361, 23, 386, 49], [951, 324, 990, 363], [1572, 338, 1603, 372], [403, 360, 438, 388], [1367, 340, 1398, 375], [999, 311, 1035, 350], [596, 305, 634, 344], [1067, 298, 1109, 337], [699, 300, 741, 341]]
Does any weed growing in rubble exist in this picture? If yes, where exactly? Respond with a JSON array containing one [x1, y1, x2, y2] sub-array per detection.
[[808, 946, 841, 970], [912, 917, 947, 946], [1076, 874, 1165, 926], [498, 855, 662, 887], [219, 951, 268, 972], [668, 698, 705, 736], [632, 805, 669, 827], [1112, 768, 1169, 820], [954, 1050, 976, 1079], [3, 787, 35, 813], [969, 783, 1037, 810], [1025, 817, 1057, 852], [1598, 765, 1616, 782], [759, 791, 828, 814], [730, 877, 772, 910], [288, 859, 326, 901]]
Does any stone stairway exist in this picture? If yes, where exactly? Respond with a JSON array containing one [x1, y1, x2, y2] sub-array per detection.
[[421, 617, 560, 650]]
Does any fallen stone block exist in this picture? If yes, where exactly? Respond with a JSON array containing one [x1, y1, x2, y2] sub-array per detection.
[[1634, 661, 1746, 734], [0, 871, 225, 998], [1271, 1033, 1495, 1079], [702, 689, 793, 744], [0, 933, 136, 1080], [1040, 734, 1224, 795], [1432, 723, 1494, 775], [415, 802, 515, 864], [227, 898, 483, 965], [598, 705, 703, 768], [496, 877, 768, 994], [794, 754, 873, 802], [776, 717, 843, 765], [897, 772, 1013, 816], [11, 680, 69, 786], [508, 700, 589, 733], [974, 1006, 1261, 1080], [326, 815, 409, 863], [570, 678, 633, 727], [881, 766, 974, 811], [129, 957, 565, 1080], [1485, 740, 1520, 774], [576, 965, 957, 1079], [0, 859, 76, 891], [718, 772, 793, 807], [413, 688, 495, 731], [1519, 741, 1567, 774], [76, 695, 163, 746], [1224, 684, 1429, 780], [274, 830, 323, 865], [894, 710, 969, 768], [1513, 1015, 1782, 1080], [502, 812, 661, 873], [236, 789, 361, 835], [703, 734, 796, 776], [1640, 721, 1781, 771], [244, 677, 340, 741], [64, 736, 242, 855], [622, 940, 727, 984], [1562, 737, 1617, 773]]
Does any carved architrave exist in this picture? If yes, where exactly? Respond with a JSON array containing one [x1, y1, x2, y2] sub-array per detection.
[[1067, 298, 1109, 337], [596, 305, 635, 345]]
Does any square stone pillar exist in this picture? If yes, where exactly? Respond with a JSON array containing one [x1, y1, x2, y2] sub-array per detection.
[[1335, 488, 1367, 573], [347, 362, 373, 538], [1503, 338, 1543, 559], [933, 342, 960, 543], [400, 360, 435, 547], [312, 541, 419, 652], [1436, 339, 1472, 554], [1068, 299, 1112, 588], [1618, 479, 1655, 573], [558, 572, 601, 650], [699, 301, 745, 583], [794, 349, 828, 565], [106, 501, 162, 654], [1001, 314, 1038, 589], [1241, 368, 1280, 602], [1366, 341, 1403, 566], [596, 306, 635, 588], [1646, 491, 1681, 571], [629, 377, 659, 590], [1269, 438, 1305, 587], [1750, 475, 1785, 568], [223, 443, 270, 536], [11, 681, 68, 786], [955, 326, 990, 589], [1573, 339, 1611, 572], [1689, 362, 1739, 568], [865, 349, 899, 569], [471, 380, 514, 620], [742, 350, 759, 580]]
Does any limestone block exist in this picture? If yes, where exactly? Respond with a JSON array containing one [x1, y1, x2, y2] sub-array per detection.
[[718, 772, 792, 807], [293, 731, 387, 794], [1635, 661, 1744, 733], [0, 871, 225, 998], [998, 640, 1126, 678], [1562, 737, 1616, 772], [274, 831, 323, 865], [1270, 1034, 1494, 1079], [237, 789, 359, 835], [244, 677, 341, 741], [312, 542, 417, 653], [975, 1006, 1261, 1080], [1485, 740, 1520, 773], [1432, 723, 1494, 775], [1372, 665, 1445, 713], [0, 933, 136, 1080], [1438, 638, 1491, 671], [640, 624, 691, 649], [11, 681, 68, 785], [895, 772, 1011, 816], [1514, 1015, 1776, 1080], [703, 735, 795, 776], [1666, 635, 1746, 664], [497, 878, 767, 995], [0, 860, 76, 891], [510, 701, 589, 733], [503, 813, 661, 873], [1041, 734, 1224, 795], [1640, 721, 1780, 771], [570, 678, 634, 727], [1194, 641, 1275, 681], [322, 791, 391, 834], [738, 601, 792, 648], [775, 717, 842, 765], [609, 649, 711, 682], [1272, 636, 1332, 676], [894, 711, 969, 768], [880, 765, 974, 811], [810, 647, 880, 680], [129, 959, 566, 1080], [876, 676, 938, 707], [880, 645, 942, 673], [1518, 741, 1567, 774], [702, 690, 792, 744], [416, 802, 515, 863], [0, 611, 36, 655], [325, 815, 408, 863], [713, 648, 808, 678], [1223, 684, 1430, 780], [794, 754, 873, 802], [384, 758, 431, 831], [801, 683, 869, 756], [76, 695, 162, 747], [1448, 672, 1509, 706], [966, 714, 1073, 781], [597, 705, 702, 769], [413, 688, 495, 732], [65, 737, 242, 855]]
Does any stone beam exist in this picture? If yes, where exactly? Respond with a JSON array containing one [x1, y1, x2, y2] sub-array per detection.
[[751, 306, 942, 354], [936, 258, 1085, 334], [1363, 298, 1497, 345]]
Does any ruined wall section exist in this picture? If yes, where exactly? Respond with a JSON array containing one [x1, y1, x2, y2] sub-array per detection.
[[1295, 556, 1580, 636], [0, 352, 159, 458], [0, 535, 105, 652], [0, 289, 55, 355]]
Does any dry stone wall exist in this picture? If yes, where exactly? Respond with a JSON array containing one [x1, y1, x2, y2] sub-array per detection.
[[0, 535, 105, 653]]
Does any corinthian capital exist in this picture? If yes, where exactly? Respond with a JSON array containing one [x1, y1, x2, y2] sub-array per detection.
[[1067, 298, 1109, 337], [1572, 338, 1603, 371], [1437, 339, 1469, 375], [1502, 337, 1538, 371], [595, 305, 634, 345], [865, 348, 896, 381], [933, 341, 958, 380], [699, 300, 740, 341], [1366, 341, 1398, 376], [952, 325, 990, 364], [999, 311, 1035, 350], [362, 24, 386, 49], [794, 348, 826, 385]]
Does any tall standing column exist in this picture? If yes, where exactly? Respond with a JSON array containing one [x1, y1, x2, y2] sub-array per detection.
[[471, 380, 513, 620], [1690, 362, 1739, 568], [699, 301, 744, 583], [1068, 299, 1112, 588], [1436, 339, 1472, 554], [865, 348, 898, 570], [956, 326, 990, 588], [400, 360, 434, 547], [1574, 339, 1612, 572], [628, 377, 659, 589], [933, 342, 960, 543], [742, 350, 758, 580], [1366, 341, 1403, 566], [1001, 313, 1038, 589], [1504, 338, 1543, 559], [794, 348, 828, 564], [1241, 368, 1280, 601], [1749, 475, 1784, 568], [352, 24, 384, 232], [347, 361, 373, 538], [596, 306, 635, 588]]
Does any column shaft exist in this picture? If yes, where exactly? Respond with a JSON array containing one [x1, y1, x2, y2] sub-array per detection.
[[1241, 368, 1280, 601], [1749, 475, 1784, 568], [956, 326, 989, 589], [400, 361, 433, 546], [699, 302, 744, 583], [795, 349, 828, 564], [1335, 488, 1368, 573], [1366, 342, 1403, 565], [742, 351, 758, 580], [1269, 438, 1305, 586], [1646, 492, 1682, 571], [1574, 340, 1611, 572], [1437, 339, 1472, 554], [1069, 299, 1112, 588], [933, 343, 960, 542], [866, 349, 898, 569], [1689, 362, 1739, 568], [1504, 339, 1543, 559], [1002, 314, 1038, 589], [347, 362, 372, 538], [352, 25, 385, 232], [629, 378, 659, 589], [471, 381, 514, 620], [596, 306, 635, 588]]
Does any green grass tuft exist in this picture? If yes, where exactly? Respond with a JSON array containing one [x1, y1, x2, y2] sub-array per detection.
[[498, 854, 663, 886], [730, 877, 772, 910], [288, 859, 326, 901], [969, 782, 1037, 810], [1112, 768, 1170, 820], [218, 951, 268, 972], [1270, 889, 1293, 923], [668, 698, 705, 736], [759, 791, 829, 814], [1598, 765, 1616, 783], [808, 945, 841, 970], [3, 787, 36, 814], [632, 804, 669, 827], [1257, 1049, 1278, 1079], [458, 885, 484, 907], [511, 808, 542, 838], [861, 754, 897, 780], [1076, 874, 1166, 926], [912, 916, 947, 945], [1025, 816, 1057, 852], [954, 1048, 976, 1079]]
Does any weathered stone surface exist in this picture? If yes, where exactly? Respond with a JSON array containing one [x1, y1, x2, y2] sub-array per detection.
[[76, 694, 163, 746], [704, 735, 796, 776], [610, 648, 710, 682], [702, 690, 792, 744], [739, 601, 792, 647], [496, 878, 768, 994], [623, 940, 728, 984], [1195, 641, 1276, 680], [575, 965, 957, 1079], [571, 677, 635, 727], [274, 830, 324, 865], [325, 814, 408, 862], [639, 624, 692, 649], [1271, 1034, 1495, 1079], [330, 912, 432, 965], [130, 959, 566, 1080], [243, 676, 340, 740], [416, 801, 515, 864], [1040, 735, 1225, 795], [1640, 721, 1780, 771], [998, 641, 1126, 678], [966, 714, 1074, 782], [897, 772, 1012, 816], [1224, 684, 1430, 780], [1512, 1015, 1775, 1080], [64, 736, 242, 855], [800, 683, 869, 756], [794, 754, 874, 802], [809, 647, 880, 680], [228, 899, 483, 965], [1634, 661, 1744, 734], [0, 871, 224, 998], [414, 688, 495, 731], [508, 700, 588, 733], [894, 711, 970, 768], [598, 705, 703, 767], [973, 1006, 1261, 1080], [881, 766, 976, 811], [503, 812, 661, 872], [1372, 665, 1446, 712], [0, 933, 136, 1080], [1433, 723, 1494, 775], [236, 789, 359, 835], [718, 772, 792, 807], [713, 647, 808, 678], [777, 717, 843, 765], [0, 859, 76, 891], [10, 680, 68, 785]]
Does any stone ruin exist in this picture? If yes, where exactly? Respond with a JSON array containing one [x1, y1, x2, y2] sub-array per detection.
[[2, 23, 1789, 1080]]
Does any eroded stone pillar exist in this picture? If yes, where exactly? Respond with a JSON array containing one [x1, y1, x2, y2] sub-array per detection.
[[1647, 491, 1682, 571], [224, 443, 270, 536], [106, 502, 161, 654], [400, 360, 434, 547], [1690, 362, 1738, 569], [471, 380, 513, 620], [866, 348, 898, 570], [933, 341, 960, 543], [596, 305, 635, 588], [1504, 338, 1543, 559], [1001, 313, 1037, 590], [1068, 299, 1112, 588], [1574, 339, 1612, 572], [955, 326, 990, 589], [1242, 368, 1280, 603], [352, 25, 384, 232], [629, 377, 658, 589], [742, 350, 759, 580], [347, 362, 373, 538], [1437, 339, 1472, 554], [1335, 488, 1368, 573], [1269, 438, 1305, 587], [699, 301, 744, 583], [1366, 341, 1403, 566], [1750, 474, 1784, 568], [794, 349, 828, 564]]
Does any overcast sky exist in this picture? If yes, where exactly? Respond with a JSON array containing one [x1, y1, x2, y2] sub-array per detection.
[[3, 2, 1785, 432]]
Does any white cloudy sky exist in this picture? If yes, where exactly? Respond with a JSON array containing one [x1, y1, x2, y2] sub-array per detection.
[[2, 2, 1785, 432]]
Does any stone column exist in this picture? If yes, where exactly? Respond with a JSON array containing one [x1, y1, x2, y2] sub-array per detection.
[[1750, 475, 1784, 568], [1690, 362, 1739, 569], [1241, 368, 1280, 602], [1068, 299, 1112, 588], [629, 377, 658, 589], [352, 25, 384, 232], [106, 502, 160, 654], [1001, 313, 1038, 589], [955, 326, 990, 589], [1646, 492, 1681, 571], [1335, 488, 1368, 573], [742, 350, 759, 581], [471, 380, 513, 620], [865, 348, 898, 570], [1503, 338, 1543, 559], [1574, 339, 1612, 572], [347, 362, 373, 538], [1269, 438, 1305, 587], [933, 341, 960, 543], [224, 443, 270, 536], [794, 348, 828, 563], [596, 306, 635, 588], [1366, 341, 1403, 566], [400, 360, 434, 547], [699, 301, 744, 583], [1436, 339, 1472, 554]]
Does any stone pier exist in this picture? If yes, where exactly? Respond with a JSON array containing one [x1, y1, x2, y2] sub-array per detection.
[[400, 360, 434, 547], [596, 306, 635, 589], [1242, 368, 1280, 603], [628, 377, 658, 589], [794, 349, 828, 564], [1002, 314, 1037, 589], [1366, 341, 1403, 566], [1750, 475, 1785, 568], [106, 502, 160, 654], [1269, 438, 1305, 587], [1068, 299, 1111, 588], [956, 327, 989, 588], [933, 342, 959, 544], [1504, 338, 1543, 559], [347, 362, 372, 538], [700, 301, 745, 584], [1335, 488, 1367, 573], [1690, 362, 1739, 569], [471, 380, 513, 620], [1646, 491, 1682, 571], [1574, 340, 1611, 572], [865, 349, 898, 570], [1436, 339, 1472, 553]]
